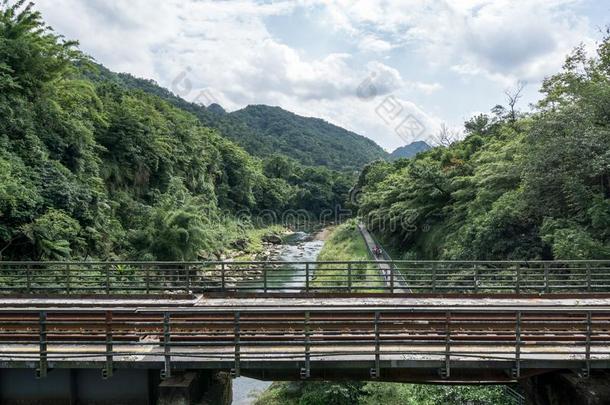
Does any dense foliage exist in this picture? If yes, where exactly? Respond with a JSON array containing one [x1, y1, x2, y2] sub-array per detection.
[[0, 1, 354, 261], [355, 36, 610, 260], [255, 380, 512, 405], [228, 105, 388, 171]]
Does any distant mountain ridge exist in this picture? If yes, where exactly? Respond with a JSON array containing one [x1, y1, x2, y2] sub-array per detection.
[[227, 105, 389, 171], [90, 66, 388, 171], [390, 141, 432, 159]]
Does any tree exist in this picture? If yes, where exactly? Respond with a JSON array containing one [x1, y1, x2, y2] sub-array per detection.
[[22, 209, 82, 260], [433, 123, 460, 147], [355, 35, 610, 261], [0, 0, 84, 98], [504, 81, 526, 123]]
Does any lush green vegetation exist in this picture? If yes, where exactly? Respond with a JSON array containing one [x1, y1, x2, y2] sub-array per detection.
[[228, 105, 388, 171], [91, 67, 388, 172], [355, 36, 610, 260], [0, 1, 356, 261], [255, 381, 512, 405], [317, 221, 369, 262]]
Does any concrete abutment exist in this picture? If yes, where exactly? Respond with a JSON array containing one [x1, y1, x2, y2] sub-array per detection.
[[0, 369, 232, 405]]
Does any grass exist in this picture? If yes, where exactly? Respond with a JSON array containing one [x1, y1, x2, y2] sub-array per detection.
[[312, 220, 384, 291]]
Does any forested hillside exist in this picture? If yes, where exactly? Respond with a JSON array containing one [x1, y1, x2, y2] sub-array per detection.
[[0, 2, 352, 261], [355, 37, 610, 260], [90, 67, 388, 172], [228, 105, 388, 171]]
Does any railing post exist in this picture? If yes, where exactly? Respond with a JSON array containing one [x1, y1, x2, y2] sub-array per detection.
[[301, 311, 311, 379], [26, 264, 31, 293], [185, 263, 191, 293], [161, 312, 171, 379], [221, 263, 226, 291], [442, 311, 450, 379], [65, 263, 71, 294], [305, 263, 310, 293], [105, 263, 111, 295], [513, 311, 521, 379], [372, 311, 381, 379], [145, 265, 150, 294], [474, 264, 479, 293], [347, 263, 352, 292], [103, 311, 113, 379], [36, 311, 47, 379], [389, 266, 394, 293], [515, 264, 521, 294], [232, 312, 241, 378], [584, 311, 592, 379], [586, 263, 592, 292], [544, 263, 550, 293], [263, 263, 268, 294], [432, 263, 437, 293]]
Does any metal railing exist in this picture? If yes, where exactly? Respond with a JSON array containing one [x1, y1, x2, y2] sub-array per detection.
[[505, 385, 526, 405], [0, 307, 606, 381], [1, 260, 610, 294]]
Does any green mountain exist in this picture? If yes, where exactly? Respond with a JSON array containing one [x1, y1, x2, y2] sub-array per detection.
[[95, 69, 388, 172], [389, 141, 432, 160], [226, 105, 388, 171]]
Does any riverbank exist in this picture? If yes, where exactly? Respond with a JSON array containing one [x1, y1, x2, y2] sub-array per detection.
[[311, 220, 383, 290], [223, 225, 289, 262]]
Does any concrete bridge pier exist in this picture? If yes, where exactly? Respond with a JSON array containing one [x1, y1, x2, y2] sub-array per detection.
[[521, 371, 610, 405], [159, 371, 232, 405]]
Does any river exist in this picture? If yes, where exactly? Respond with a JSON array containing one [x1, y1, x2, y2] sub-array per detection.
[[231, 230, 326, 405]]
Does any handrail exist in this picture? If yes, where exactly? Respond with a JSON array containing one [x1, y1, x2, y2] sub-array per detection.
[[0, 306, 605, 381], [2, 260, 610, 264], [1, 260, 610, 295]]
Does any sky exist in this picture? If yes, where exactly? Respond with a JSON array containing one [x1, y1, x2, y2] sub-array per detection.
[[34, 0, 609, 151]]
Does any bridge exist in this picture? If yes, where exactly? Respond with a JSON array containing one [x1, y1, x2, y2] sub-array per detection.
[[1, 260, 610, 404]]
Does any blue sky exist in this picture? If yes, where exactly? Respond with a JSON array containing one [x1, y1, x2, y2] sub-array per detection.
[[35, 0, 609, 151]]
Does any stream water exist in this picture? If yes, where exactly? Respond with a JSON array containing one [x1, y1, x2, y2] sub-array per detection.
[[231, 231, 326, 404]]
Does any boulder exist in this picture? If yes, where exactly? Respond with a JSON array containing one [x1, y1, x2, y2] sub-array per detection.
[[230, 238, 249, 251], [262, 233, 283, 245]]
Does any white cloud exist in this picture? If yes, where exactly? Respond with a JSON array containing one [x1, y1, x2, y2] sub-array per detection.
[[32, 0, 597, 151], [316, 0, 595, 84], [358, 35, 395, 53], [409, 82, 443, 95], [36, 0, 407, 104]]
